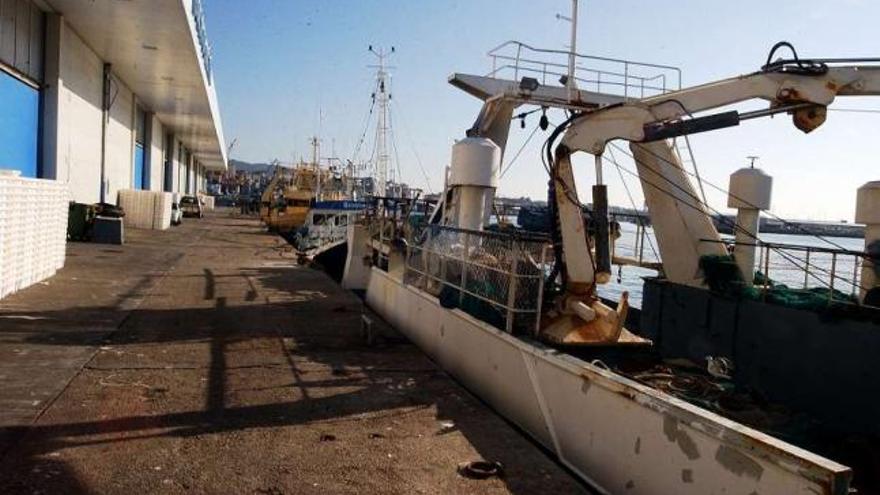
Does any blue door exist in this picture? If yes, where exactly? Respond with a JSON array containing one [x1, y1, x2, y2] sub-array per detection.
[[133, 106, 147, 189], [134, 143, 146, 189], [0, 70, 39, 177]]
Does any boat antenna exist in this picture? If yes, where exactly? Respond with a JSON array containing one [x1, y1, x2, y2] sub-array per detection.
[[368, 45, 395, 197], [746, 155, 760, 168], [556, 0, 579, 100]]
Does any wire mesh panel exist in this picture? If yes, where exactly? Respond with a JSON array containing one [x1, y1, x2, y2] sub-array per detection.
[[404, 225, 549, 334]]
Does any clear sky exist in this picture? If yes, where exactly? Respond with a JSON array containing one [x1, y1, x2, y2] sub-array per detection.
[[207, 0, 879, 222]]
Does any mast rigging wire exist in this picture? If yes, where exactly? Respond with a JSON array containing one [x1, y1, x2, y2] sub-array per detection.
[[389, 99, 434, 193], [350, 80, 378, 164]]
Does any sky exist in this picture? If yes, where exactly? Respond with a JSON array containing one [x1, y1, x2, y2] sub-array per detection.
[[206, 0, 879, 222]]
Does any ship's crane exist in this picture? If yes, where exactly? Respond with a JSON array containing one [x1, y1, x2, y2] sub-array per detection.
[[451, 43, 880, 344]]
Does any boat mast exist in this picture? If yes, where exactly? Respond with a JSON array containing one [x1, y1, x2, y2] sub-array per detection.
[[311, 136, 321, 200], [369, 45, 394, 197], [556, 0, 579, 100]]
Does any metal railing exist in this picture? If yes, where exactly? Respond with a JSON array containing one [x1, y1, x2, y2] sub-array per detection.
[[703, 239, 872, 305], [610, 214, 659, 268], [294, 213, 354, 254], [486, 41, 682, 99], [404, 225, 550, 335], [191, 0, 213, 83]]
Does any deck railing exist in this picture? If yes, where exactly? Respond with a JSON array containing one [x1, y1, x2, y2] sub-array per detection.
[[702, 238, 872, 305], [486, 41, 682, 99]]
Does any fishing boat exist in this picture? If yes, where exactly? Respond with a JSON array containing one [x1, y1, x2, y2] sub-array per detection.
[[293, 46, 423, 264], [261, 136, 354, 236], [342, 7, 880, 493], [260, 163, 313, 233]]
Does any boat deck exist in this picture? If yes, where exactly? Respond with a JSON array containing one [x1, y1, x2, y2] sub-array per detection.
[[0, 210, 587, 494]]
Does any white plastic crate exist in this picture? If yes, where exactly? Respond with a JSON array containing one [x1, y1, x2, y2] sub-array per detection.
[[118, 190, 172, 230], [199, 195, 215, 211], [0, 174, 70, 300]]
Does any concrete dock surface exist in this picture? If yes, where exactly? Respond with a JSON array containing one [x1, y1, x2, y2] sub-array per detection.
[[0, 211, 587, 494]]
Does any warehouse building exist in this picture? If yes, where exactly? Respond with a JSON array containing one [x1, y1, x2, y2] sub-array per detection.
[[0, 0, 226, 201], [0, 0, 226, 299]]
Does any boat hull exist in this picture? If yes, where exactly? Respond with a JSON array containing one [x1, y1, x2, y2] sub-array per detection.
[[365, 267, 851, 495]]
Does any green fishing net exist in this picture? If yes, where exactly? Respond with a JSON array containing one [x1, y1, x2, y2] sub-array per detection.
[[699, 254, 858, 311]]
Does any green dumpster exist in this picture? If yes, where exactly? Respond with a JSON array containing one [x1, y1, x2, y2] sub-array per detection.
[[68, 202, 96, 241]]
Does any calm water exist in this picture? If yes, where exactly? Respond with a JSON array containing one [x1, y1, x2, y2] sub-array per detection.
[[598, 222, 865, 308]]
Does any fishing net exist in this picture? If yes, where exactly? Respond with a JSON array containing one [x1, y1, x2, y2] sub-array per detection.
[[699, 255, 858, 311]]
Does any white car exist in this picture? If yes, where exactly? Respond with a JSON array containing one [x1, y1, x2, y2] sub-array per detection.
[[171, 199, 182, 226]]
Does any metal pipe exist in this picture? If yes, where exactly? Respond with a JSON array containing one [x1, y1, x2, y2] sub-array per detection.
[[535, 245, 548, 337], [637, 222, 646, 265], [460, 232, 470, 306], [763, 244, 770, 300], [567, 0, 578, 100], [804, 249, 811, 289], [830, 253, 838, 303], [514, 44, 521, 81], [593, 184, 612, 282], [853, 254, 860, 297], [739, 103, 817, 121], [506, 254, 519, 333], [99, 63, 112, 203]]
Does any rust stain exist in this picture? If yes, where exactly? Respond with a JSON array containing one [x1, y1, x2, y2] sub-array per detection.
[[663, 415, 701, 460], [715, 445, 764, 481], [681, 469, 693, 483], [580, 368, 638, 401]]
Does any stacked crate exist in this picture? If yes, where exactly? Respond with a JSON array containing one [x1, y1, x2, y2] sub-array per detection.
[[117, 190, 172, 230], [200, 195, 215, 211], [153, 192, 173, 228], [0, 173, 70, 300]]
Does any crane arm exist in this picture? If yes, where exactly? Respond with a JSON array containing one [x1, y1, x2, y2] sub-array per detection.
[[562, 65, 880, 155], [555, 62, 880, 291]]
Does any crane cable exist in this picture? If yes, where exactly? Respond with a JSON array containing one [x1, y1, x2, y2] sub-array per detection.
[[607, 141, 870, 294], [606, 145, 660, 263], [500, 124, 540, 179]]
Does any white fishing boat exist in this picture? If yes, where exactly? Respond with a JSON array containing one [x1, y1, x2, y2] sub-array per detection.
[[343, 5, 880, 493]]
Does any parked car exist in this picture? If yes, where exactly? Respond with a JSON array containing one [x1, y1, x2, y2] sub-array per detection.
[[171, 199, 182, 226], [180, 195, 203, 218]]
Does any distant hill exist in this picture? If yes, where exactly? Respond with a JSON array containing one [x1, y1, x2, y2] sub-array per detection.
[[229, 159, 275, 174]]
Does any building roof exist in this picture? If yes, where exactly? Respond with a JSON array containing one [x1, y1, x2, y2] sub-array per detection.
[[42, 0, 227, 170]]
